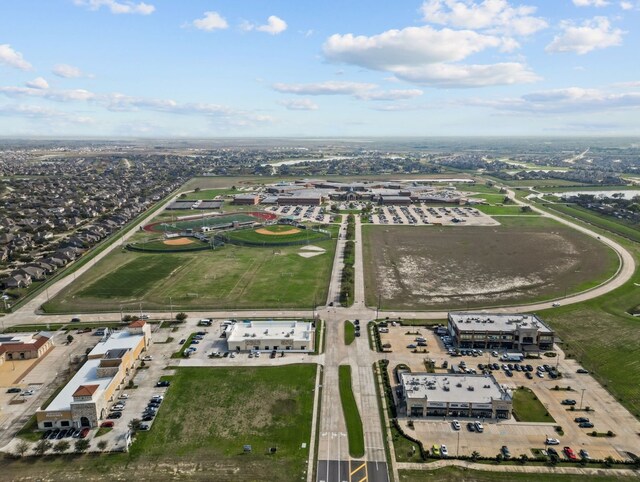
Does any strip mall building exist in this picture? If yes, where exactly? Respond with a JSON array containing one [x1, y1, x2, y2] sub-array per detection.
[[35, 320, 151, 430]]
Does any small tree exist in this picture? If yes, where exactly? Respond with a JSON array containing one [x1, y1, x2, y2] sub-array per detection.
[[129, 418, 142, 433], [15, 440, 30, 457], [33, 439, 53, 456], [53, 440, 70, 454], [96, 440, 108, 452], [519, 454, 529, 465], [122, 314, 133, 322], [66, 334, 74, 344], [74, 439, 90, 453], [471, 450, 480, 461], [175, 312, 188, 322]]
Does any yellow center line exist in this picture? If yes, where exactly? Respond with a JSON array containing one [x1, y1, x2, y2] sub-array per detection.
[[349, 461, 366, 476]]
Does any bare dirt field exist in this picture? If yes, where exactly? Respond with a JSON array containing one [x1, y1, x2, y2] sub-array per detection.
[[363, 217, 619, 311]]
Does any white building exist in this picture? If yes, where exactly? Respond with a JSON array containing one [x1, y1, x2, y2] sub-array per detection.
[[225, 320, 315, 352], [401, 372, 512, 419]]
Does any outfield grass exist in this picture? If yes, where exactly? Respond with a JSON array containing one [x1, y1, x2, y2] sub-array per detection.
[[512, 388, 555, 423], [338, 365, 365, 458], [344, 321, 355, 345], [226, 227, 329, 245], [131, 238, 210, 251], [43, 235, 336, 312], [398, 467, 632, 482]]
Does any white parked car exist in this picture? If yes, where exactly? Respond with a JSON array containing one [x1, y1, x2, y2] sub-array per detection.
[[141, 355, 153, 361], [119, 393, 129, 399], [440, 445, 449, 457], [545, 437, 560, 445], [452, 420, 461, 431]]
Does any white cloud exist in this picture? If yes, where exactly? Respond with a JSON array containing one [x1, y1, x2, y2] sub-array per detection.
[[573, 0, 610, 6], [324, 26, 503, 69], [470, 87, 640, 113], [277, 99, 319, 111], [273, 81, 377, 96], [620, 1, 634, 9], [73, 0, 155, 15], [0, 86, 96, 102], [52, 64, 87, 78], [191, 11, 228, 31], [546, 17, 624, 54], [355, 89, 424, 101], [421, 0, 548, 36], [0, 44, 32, 71], [392, 62, 540, 87], [257, 16, 288, 35], [25, 77, 49, 90], [0, 104, 94, 124], [242, 15, 288, 35]]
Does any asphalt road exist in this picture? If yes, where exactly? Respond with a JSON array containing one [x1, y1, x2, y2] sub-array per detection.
[[317, 460, 389, 482]]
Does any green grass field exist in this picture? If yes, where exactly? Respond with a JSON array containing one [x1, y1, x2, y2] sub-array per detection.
[[130, 238, 210, 251], [344, 321, 355, 345], [399, 467, 632, 482], [512, 388, 555, 423], [473, 205, 539, 216], [147, 213, 258, 233], [180, 188, 237, 200], [338, 365, 365, 458], [545, 204, 640, 243], [226, 226, 329, 245], [44, 235, 336, 312]]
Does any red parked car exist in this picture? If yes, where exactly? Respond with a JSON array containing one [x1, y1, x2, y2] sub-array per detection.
[[79, 428, 90, 439], [100, 421, 114, 428], [563, 446, 578, 460]]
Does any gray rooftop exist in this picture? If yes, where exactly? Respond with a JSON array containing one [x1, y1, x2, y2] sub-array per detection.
[[401, 372, 511, 404], [449, 312, 553, 334]]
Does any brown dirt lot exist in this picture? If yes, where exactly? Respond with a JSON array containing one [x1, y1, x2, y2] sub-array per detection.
[[163, 237, 194, 246], [363, 219, 618, 310]]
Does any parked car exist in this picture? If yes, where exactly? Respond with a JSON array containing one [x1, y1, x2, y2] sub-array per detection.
[[545, 437, 560, 445], [6, 387, 21, 393], [579, 422, 594, 428], [406, 344, 417, 349], [501, 446, 511, 458], [561, 399, 576, 406], [574, 417, 589, 423], [474, 421, 484, 433], [563, 447, 578, 460], [440, 445, 449, 457], [100, 421, 114, 428], [139, 423, 150, 431], [156, 380, 170, 387], [70, 317, 81, 323], [576, 368, 589, 374], [452, 420, 461, 431], [579, 449, 591, 460], [141, 355, 153, 361], [107, 412, 122, 419], [431, 444, 440, 457], [142, 415, 154, 421], [467, 422, 475, 432], [119, 393, 129, 399], [79, 428, 90, 439], [547, 447, 559, 457]]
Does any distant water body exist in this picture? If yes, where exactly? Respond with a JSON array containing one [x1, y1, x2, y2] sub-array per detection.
[[559, 190, 640, 200]]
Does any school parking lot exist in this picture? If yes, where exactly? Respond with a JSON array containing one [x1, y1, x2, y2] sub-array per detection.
[[367, 205, 498, 226]]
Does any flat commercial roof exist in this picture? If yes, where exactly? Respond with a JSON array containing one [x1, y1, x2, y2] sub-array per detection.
[[44, 358, 110, 412], [401, 372, 511, 404], [449, 312, 553, 334], [89, 330, 143, 358], [226, 320, 313, 343]]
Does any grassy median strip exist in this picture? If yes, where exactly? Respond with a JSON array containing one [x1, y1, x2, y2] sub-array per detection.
[[338, 365, 365, 458], [344, 320, 355, 345], [512, 388, 555, 423]]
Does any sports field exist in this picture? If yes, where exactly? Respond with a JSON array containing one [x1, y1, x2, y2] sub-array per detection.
[[363, 217, 619, 310], [145, 212, 260, 233], [225, 225, 329, 245], [43, 234, 336, 312]]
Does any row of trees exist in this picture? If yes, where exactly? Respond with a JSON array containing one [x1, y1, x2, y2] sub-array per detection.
[[13, 437, 107, 457], [339, 215, 357, 305]]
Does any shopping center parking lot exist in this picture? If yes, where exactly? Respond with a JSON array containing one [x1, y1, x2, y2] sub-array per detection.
[[379, 324, 640, 461]]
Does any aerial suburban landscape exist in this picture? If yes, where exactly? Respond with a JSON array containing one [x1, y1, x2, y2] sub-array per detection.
[[1, 1, 640, 482]]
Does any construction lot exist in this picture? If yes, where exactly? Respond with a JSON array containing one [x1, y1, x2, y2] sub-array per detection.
[[380, 324, 640, 462], [362, 217, 619, 311]]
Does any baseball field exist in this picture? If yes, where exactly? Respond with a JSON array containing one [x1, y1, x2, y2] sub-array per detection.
[[43, 232, 336, 312], [363, 216, 619, 310]]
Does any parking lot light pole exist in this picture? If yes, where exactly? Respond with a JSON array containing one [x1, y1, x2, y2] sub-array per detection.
[[579, 388, 586, 410]]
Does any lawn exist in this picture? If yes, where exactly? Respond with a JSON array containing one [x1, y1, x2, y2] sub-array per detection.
[[473, 205, 539, 216], [226, 226, 329, 245], [545, 203, 640, 244], [1, 365, 317, 481], [180, 188, 237, 200], [338, 365, 365, 458], [398, 467, 631, 482], [363, 217, 619, 311], [512, 388, 555, 423], [43, 236, 336, 312], [344, 321, 355, 345]]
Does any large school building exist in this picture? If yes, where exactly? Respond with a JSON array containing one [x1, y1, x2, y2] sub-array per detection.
[[35, 320, 151, 430]]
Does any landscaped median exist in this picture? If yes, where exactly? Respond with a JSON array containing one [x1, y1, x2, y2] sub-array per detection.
[[344, 320, 355, 345], [338, 364, 365, 458]]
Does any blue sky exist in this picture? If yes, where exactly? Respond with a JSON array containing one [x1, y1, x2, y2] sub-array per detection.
[[0, 0, 639, 137]]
